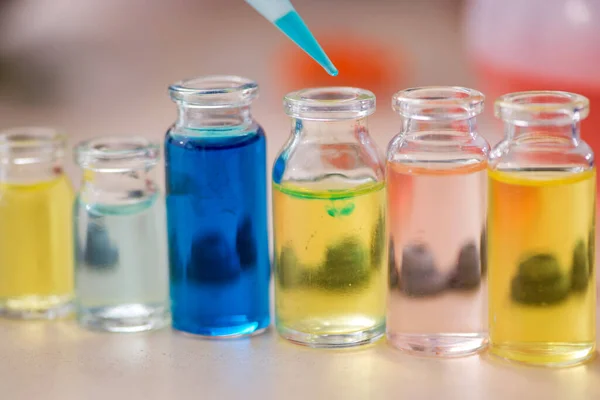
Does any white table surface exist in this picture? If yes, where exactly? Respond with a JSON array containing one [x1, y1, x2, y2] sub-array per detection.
[[0, 318, 599, 400]]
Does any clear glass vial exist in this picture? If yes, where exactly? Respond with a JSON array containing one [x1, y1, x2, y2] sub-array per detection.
[[74, 136, 170, 332], [0, 127, 74, 319], [274, 87, 387, 348], [386, 87, 490, 357], [166, 75, 270, 337], [488, 91, 596, 366]]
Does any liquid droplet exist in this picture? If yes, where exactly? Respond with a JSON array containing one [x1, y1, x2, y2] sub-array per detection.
[[325, 201, 355, 217]]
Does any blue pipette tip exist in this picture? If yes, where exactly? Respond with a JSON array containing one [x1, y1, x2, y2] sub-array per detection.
[[326, 64, 339, 77], [274, 10, 338, 76]]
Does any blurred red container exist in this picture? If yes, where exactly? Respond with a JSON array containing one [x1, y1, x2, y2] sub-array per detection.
[[464, 0, 600, 150]]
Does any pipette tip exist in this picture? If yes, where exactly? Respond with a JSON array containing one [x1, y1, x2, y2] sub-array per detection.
[[273, 10, 339, 77], [327, 65, 339, 77]]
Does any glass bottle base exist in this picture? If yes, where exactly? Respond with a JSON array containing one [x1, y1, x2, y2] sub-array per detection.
[[172, 319, 270, 339], [277, 323, 385, 348], [174, 326, 269, 339], [78, 304, 170, 333], [387, 333, 488, 357], [489, 342, 596, 367], [0, 295, 73, 319]]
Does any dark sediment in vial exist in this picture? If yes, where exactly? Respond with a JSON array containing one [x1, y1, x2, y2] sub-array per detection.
[[389, 239, 399, 289], [84, 222, 119, 270], [188, 233, 241, 282], [571, 240, 590, 291], [399, 244, 446, 296], [448, 242, 481, 290], [511, 253, 569, 305], [518, 253, 562, 281], [316, 236, 370, 290], [236, 215, 257, 269]]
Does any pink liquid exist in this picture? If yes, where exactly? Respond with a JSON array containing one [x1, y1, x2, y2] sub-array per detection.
[[386, 162, 488, 356]]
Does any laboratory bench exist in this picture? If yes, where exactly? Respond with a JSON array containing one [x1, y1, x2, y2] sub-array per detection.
[[1, 318, 599, 399]]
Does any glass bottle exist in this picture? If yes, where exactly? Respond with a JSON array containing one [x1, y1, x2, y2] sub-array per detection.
[[0, 127, 74, 319], [165, 75, 270, 337], [386, 87, 490, 356], [274, 87, 387, 347], [74, 136, 170, 332], [489, 91, 596, 366]]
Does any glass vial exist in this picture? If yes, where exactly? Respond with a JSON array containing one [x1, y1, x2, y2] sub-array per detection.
[[0, 127, 74, 319], [166, 76, 270, 337], [489, 91, 596, 366], [74, 137, 170, 332], [386, 87, 490, 356], [274, 87, 387, 347]]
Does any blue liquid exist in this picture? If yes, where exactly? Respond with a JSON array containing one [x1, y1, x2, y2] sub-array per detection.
[[165, 127, 270, 336], [274, 11, 338, 76]]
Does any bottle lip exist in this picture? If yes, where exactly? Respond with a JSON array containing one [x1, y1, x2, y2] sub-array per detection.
[[0, 126, 66, 165], [284, 87, 376, 121], [392, 86, 484, 121], [75, 136, 159, 172], [495, 91, 589, 126], [168, 75, 259, 108]]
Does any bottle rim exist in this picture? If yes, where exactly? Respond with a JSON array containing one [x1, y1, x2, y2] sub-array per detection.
[[168, 75, 259, 108], [0, 126, 66, 165], [495, 91, 589, 126], [284, 87, 376, 121], [75, 136, 159, 172], [392, 86, 484, 121]]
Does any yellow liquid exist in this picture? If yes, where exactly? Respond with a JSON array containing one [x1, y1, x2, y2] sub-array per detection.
[[0, 176, 74, 317], [488, 168, 596, 366], [273, 180, 387, 346]]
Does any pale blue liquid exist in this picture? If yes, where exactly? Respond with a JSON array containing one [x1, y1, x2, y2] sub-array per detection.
[[74, 194, 170, 332]]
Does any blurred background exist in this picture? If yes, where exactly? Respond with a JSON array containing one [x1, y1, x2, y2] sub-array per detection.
[[0, 0, 599, 184]]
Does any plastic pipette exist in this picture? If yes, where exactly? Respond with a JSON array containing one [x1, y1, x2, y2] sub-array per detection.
[[246, 0, 338, 76]]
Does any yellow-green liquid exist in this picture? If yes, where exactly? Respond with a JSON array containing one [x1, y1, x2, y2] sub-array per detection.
[[0, 176, 74, 317], [488, 168, 596, 366], [273, 180, 387, 347]]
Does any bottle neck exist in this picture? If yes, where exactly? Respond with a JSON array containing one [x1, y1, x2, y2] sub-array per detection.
[[402, 117, 478, 138], [278, 116, 383, 185], [176, 104, 253, 131], [293, 117, 370, 142], [0, 160, 63, 184], [80, 168, 156, 205], [504, 121, 580, 142]]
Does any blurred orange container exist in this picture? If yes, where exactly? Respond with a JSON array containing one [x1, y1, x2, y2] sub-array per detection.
[[276, 32, 409, 99]]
